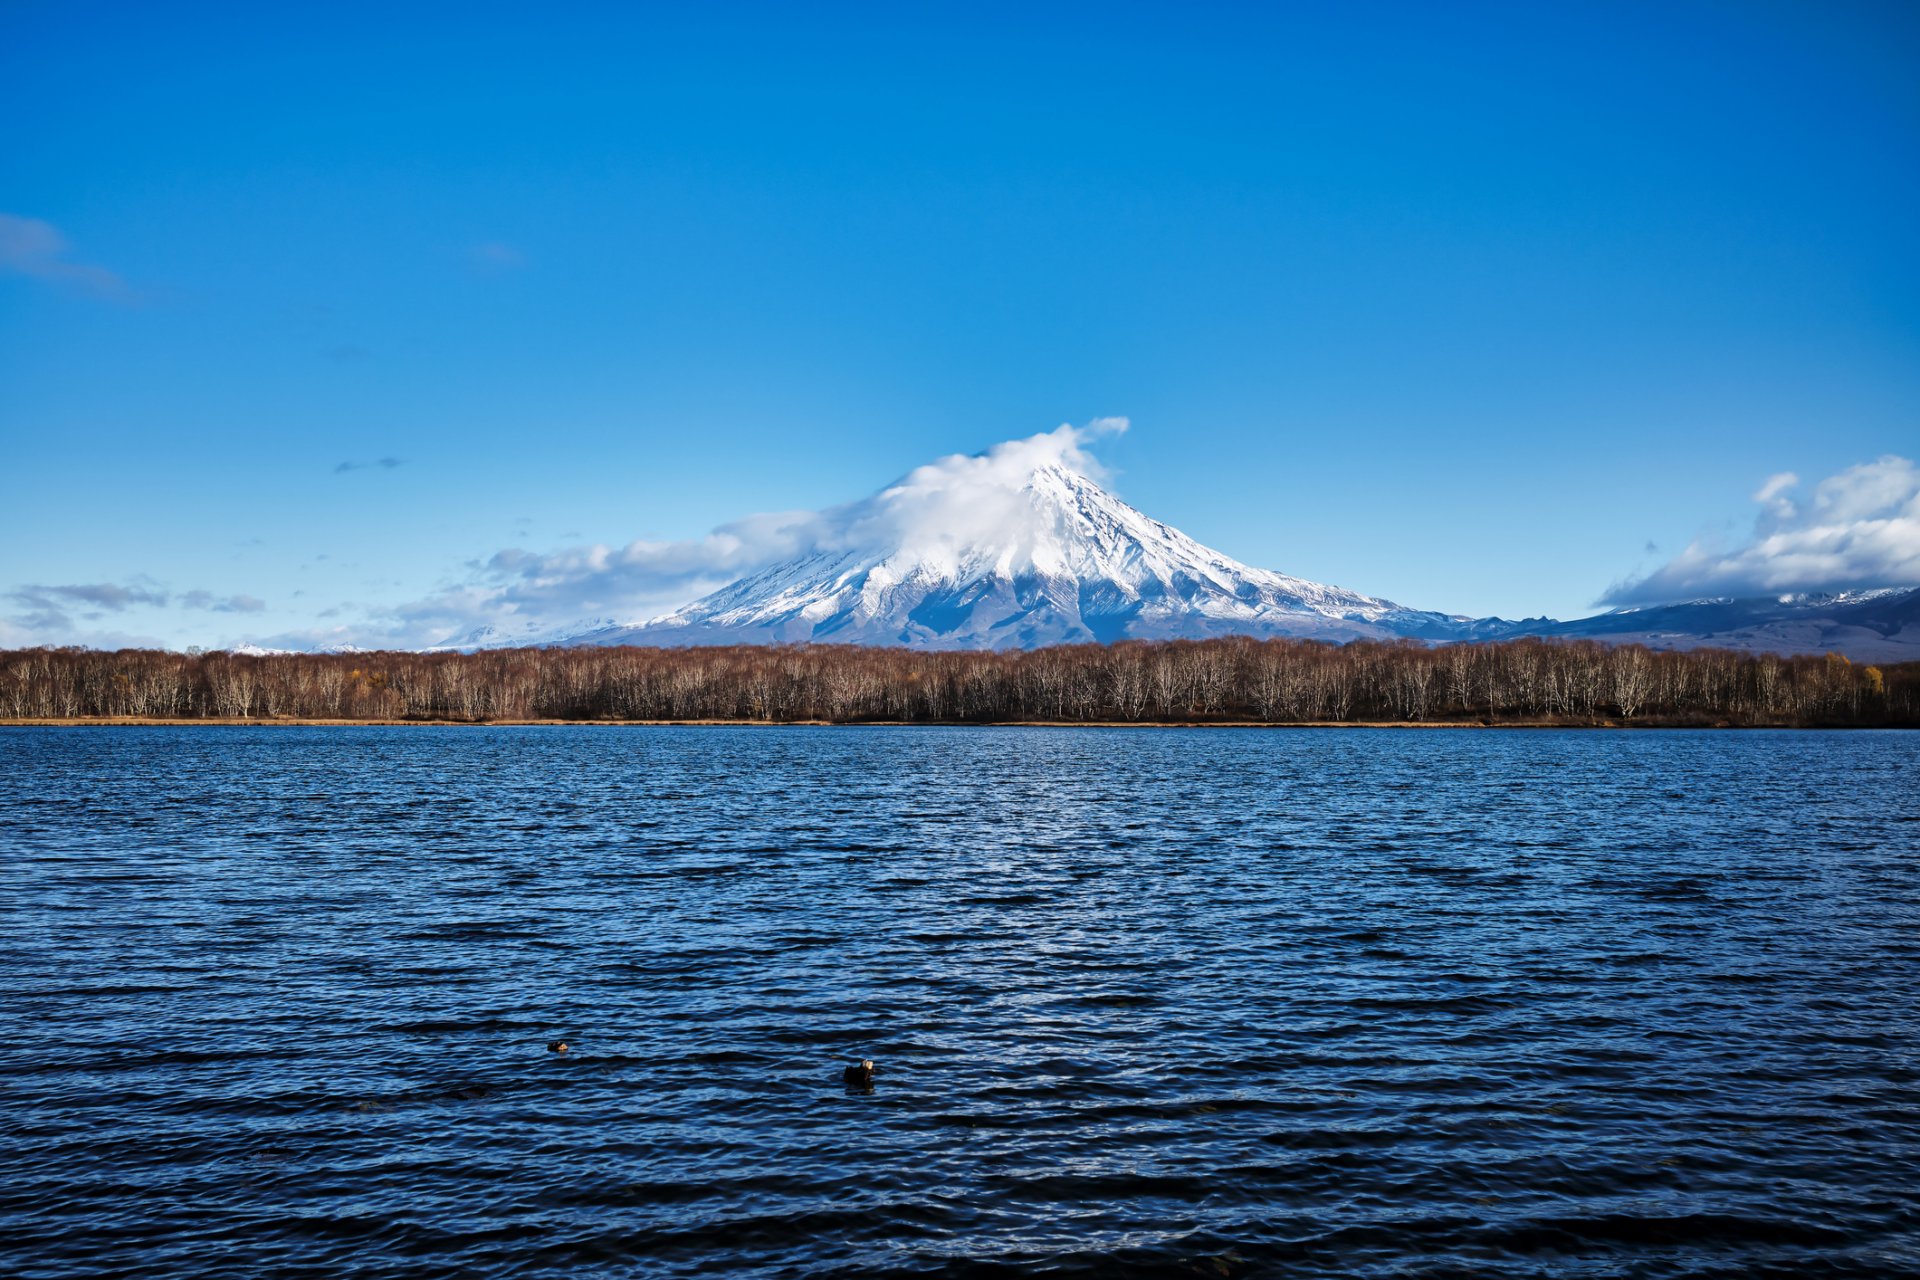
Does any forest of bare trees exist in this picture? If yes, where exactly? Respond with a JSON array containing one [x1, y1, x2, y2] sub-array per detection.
[[0, 638, 1912, 726]]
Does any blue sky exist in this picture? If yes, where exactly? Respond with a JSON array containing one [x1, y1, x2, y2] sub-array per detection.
[[3, 1, 1918, 648]]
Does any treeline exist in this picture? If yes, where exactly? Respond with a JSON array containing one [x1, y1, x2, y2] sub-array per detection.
[[1, 638, 1913, 726]]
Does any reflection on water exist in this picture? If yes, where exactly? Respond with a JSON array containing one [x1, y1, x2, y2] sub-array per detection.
[[1, 726, 1917, 1278]]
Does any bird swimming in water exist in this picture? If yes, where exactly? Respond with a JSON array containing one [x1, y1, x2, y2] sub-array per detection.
[[547, 1041, 570, 1055], [843, 1059, 875, 1089]]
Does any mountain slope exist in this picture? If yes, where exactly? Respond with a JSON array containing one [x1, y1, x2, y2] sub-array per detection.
[[1525, 589, 1920, 663], [569, 461, 1484, 650]]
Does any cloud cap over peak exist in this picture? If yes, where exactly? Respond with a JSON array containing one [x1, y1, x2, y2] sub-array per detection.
[[904, 417, 1129, 489], [843, 418, 1130, 568], [1604, 454, 1920, 605]]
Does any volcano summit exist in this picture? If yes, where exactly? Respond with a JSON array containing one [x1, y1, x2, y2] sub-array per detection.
[[557, 430, 1499, 650]]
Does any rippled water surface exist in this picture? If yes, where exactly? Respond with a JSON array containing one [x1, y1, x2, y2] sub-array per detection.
[[3, 726, 1919, 1278]]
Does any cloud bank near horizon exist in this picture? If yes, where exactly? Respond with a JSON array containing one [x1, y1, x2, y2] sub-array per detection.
[[0, 580, 266, 649], [1604, 455, 1920, 605], [261, 419, 1133, 649]]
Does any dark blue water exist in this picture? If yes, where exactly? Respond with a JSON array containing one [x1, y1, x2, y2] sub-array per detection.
[[2, 727, 1917, 1278]]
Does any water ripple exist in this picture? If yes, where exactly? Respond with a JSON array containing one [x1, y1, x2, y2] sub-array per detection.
[[1, 726, 1917, 1278]]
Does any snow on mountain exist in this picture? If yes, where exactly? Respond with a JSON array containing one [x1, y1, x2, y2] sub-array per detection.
[[562, 454, 1484, 650], [425, 618, 623, 653]]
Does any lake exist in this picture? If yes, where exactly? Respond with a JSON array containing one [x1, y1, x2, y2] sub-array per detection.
[[2, 726, 1916, 1278]]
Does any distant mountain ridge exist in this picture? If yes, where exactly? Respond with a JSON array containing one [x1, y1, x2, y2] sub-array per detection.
[[418, 455, 1916, 662], [1526, 588, 1920, 664]]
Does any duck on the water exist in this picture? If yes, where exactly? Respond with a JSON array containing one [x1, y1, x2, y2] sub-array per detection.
[[843, 1059, 875, 1088]]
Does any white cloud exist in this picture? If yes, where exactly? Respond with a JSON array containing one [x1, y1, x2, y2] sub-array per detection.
[[1752, 471, 1798, 525], [1605, 455, 1920, 604], [821, 416, 1129, 577], [0, 213, 132, 300]]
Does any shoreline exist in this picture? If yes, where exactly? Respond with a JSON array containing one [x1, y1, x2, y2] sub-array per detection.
[[1, 716, 1898, 730]]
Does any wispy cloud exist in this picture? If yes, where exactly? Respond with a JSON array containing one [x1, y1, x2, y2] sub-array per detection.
[[0, 213, 133, 301], [1604, 455, 1920, 604], [334, 457, 407, 474], [471, 241, 525, 272], [4, 580, 268, 644], [180, 591, 267, 613], [8, 582, 169, 613]]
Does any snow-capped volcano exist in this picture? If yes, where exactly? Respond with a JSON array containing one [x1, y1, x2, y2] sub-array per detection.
[[565, 441, 1481, 650]]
